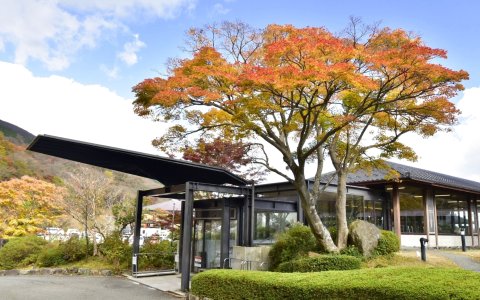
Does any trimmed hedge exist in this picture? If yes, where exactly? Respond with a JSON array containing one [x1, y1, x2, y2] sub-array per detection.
[[277, 255, 361, 273], [191, 268, 480, 300], [374, 230, 400, 256]]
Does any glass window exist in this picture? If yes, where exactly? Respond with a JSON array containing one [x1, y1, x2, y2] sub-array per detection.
[[399, 186, 424, 234], [316, 192, 337, 228], [347, 194, 364, 223], [254, 211, 297, 244], [436, 192, 469, 235], [365, 200, 384, 228]]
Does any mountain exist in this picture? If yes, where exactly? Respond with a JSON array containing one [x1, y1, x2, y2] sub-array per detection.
[[0, 119, 159, 192], [0, 119, 35, 145]]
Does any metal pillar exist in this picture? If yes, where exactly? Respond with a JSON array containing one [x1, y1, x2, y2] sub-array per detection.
[[132, 190, 144, 275], [181, 182, 194, 292], [220, 199, 231, 267], [178, 200, 185, 271]]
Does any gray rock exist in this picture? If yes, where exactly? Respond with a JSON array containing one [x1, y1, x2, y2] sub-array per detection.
[[51, 268, 65, 275], [100, 270, 113, 276], [19, 269, 30, 275], [349, 220, 381, 257], [26, 269, 40, 275], [39, 268, 51, 275], [66, 267, 79, 274], [0, 270, 5, 276], [4, 269, 20, 276], [78, 268, 91, 275]]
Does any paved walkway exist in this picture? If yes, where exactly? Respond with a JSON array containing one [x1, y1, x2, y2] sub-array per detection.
[[431, 250, 480, 272], [124, 274, 186, 298]]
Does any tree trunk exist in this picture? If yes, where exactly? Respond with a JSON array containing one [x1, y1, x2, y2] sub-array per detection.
[[295, 175, 338, 253], [92, 228, 98, 256], [336, 170, 348, 250]]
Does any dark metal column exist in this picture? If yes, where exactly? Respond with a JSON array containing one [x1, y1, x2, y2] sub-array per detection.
[[220, 199, 231, 268], [243, 192, 250, 246], [132, 190, 144, 275], [178, 200, 185, 271], [181, 182, 194, 292]]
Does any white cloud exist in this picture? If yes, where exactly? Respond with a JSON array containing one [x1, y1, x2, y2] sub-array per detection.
[[392, 87, 480, 182], [100, 64, 120, 79], [0, 0, 196, 71], [212, 3, 231, 15], [0, 61, 165, 155], [117, 34, 146, 66]]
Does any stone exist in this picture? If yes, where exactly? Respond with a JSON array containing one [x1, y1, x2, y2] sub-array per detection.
[[0, 270, 6, 276], [101, 270, 113, 276], [349, 220, 381, 257], [39, 268, 51, 275], [78, 268, 91, 275], [51, 268, 65, 275], [26, 269, 40, 275], [66, 267, 79, 274], [4, 269, 20, 276], [19, 269, 30, 275]]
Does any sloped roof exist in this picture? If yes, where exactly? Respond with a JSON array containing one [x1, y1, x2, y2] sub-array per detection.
[[28, 135, 248, 186], [320, 161, 480, 194]]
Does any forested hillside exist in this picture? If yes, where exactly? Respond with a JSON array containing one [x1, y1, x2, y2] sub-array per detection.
[[0, 119, 160, 238]]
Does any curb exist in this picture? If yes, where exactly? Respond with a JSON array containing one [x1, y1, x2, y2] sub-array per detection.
[[0, 268, 114, 276]]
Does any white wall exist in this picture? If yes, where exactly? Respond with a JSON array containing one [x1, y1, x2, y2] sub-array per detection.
[[401, 234, 479, 248]]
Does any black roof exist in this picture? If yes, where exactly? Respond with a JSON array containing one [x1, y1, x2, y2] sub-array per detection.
[[320, 161, 480, 194], [28, 135, 248, 186]]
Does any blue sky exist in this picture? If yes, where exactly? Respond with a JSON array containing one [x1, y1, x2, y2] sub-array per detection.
[[1, 0, 480, 182]]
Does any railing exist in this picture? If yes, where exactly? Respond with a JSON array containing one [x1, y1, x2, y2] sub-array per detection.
[[223, 257, 268, 271]]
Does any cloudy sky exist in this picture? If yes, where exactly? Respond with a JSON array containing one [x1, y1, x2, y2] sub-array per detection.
[[1, 0, 480, 182]]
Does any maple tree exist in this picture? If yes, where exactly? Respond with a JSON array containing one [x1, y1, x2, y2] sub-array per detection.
[[0, 176, 65, 238], [182, 138, 265, 181], [133, 21, 468, 252]]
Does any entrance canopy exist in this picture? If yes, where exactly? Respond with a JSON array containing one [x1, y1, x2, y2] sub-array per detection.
[[28, 135, 247, 186]]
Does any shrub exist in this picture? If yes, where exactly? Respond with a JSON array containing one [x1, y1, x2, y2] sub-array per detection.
[[36, 244, 65, 267], [340, 245, 363, 258], [191, 268, 480, 300], [268, 224, 318, 271], [374, 230, 400, 256], [98, 232, 132, 270], [138, 240, 175, 270], [60, 236, 87, 262], [277, 255, 361, 273], [0, 235, 47, 269]]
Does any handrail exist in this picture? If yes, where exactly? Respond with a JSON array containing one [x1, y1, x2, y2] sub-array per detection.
[[222, 258, 268, 271]]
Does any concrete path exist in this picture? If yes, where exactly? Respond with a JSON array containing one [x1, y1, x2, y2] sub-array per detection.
[[431, 250, 480, 272], [124, 274, 186, 298], [0, 275, 179, 300]]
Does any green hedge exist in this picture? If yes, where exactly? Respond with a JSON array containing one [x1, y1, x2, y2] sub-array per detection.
[[0, 235, 47, 269], [191, 268, 480, 300], [277, 255, 361, 273], [374, 230, 400, 256], [268, 224, 318, 271]]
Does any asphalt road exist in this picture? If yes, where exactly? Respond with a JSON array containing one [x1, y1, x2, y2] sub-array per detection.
[[0, 276, 180, 300]]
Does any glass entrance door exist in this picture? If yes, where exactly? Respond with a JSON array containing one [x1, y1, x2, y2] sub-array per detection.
[[194, 220, 222, 269]]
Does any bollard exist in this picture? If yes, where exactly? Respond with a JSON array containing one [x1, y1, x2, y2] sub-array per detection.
[[460, 228, 466, 252], [419, 237, 428, 261]]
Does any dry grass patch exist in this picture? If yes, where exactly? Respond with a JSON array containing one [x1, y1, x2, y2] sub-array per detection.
[[446, 249, 480, 263], [364, 250, 458, 268]]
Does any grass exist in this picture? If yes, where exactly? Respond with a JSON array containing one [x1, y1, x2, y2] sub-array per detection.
[[364, 250, 458, 269], [445, 248, 480, 263]]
